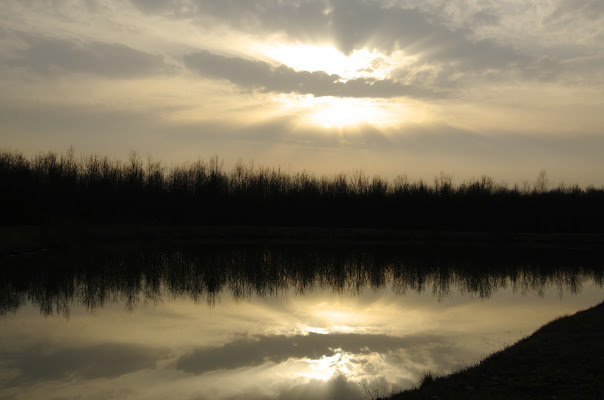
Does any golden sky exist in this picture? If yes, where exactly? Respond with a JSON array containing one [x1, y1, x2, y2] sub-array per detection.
[[1, 0, 603, 184]]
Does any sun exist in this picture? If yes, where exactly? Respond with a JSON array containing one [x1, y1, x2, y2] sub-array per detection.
[[254, 43, 384, 79], [297, 351, 355, 381], [254, 42, 421, 128], [309, 97, 391, 128], [274, 94, 401, 128]]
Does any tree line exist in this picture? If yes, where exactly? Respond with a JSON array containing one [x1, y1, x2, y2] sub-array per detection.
[[1, 148, 603, 232]]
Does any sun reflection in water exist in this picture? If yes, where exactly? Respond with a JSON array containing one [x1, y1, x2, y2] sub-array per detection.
[[298, 350, 354, 381], [304, 326, 329, 334]]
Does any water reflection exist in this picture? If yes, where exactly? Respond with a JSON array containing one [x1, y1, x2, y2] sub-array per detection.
[[0, 244, 603, 400], [1, 244, 602, 317]]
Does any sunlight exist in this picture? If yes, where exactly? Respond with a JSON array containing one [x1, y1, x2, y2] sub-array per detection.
[[305, 326, 329, 334], [252, 42, 422, 129], [255, 43, 385, 79], [297, 351, 354, 381], [307, 353, 341, 381], [302, 324, 356, 334], [274, 95, 401, 128], [309, 97, 390, 128], [315, 309, 358, 323]]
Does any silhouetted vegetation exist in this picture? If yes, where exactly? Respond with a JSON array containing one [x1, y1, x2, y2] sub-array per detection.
[[1, 243, 602, 317], [2, 148, 603, 232]]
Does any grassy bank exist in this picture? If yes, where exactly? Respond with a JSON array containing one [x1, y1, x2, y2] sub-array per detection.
[[390, 301, 604, 399], [2, 148, 603, 232]]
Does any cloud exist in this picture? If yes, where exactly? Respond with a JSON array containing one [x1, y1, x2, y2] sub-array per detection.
[[471, 10, 501, 27], [186, 373, 376, 400], [0, 97, 167, 144], [548, 0, 604, 21], [177, 0, 332, 43], [1, 342, 168, 384], [183, 50, 440, 99], [129, 0, 177, 13], [127, 1, 552, 88], [325, 0, 522, 70], [176, 332, 446, 374], [272, 374, 366, 400], [130, 0, 524, 68], [3, 32, 172, 78]]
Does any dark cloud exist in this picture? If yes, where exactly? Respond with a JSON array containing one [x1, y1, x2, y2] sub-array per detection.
[[325, 0, 520, 70], [176, 332, 446, 374], [125, 0, 549, 89], [131, 0, 524, 69], [180, 0, 332, 43], [4, 33, 171, 78], [183, 50, 440, 99], [1, 343, 168, 384], [123, 0, 599, 87]]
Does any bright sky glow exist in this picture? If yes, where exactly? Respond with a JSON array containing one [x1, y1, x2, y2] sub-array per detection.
[[273, 95, 415, 129], [1, 0, 603, 184], [309, 98, 392, 128], [258, 43, 387, 79], [299, 352, 349, 381], [256, 44, 419, 128], [314, 308, 359, 324], [304, 326, 329, 334]]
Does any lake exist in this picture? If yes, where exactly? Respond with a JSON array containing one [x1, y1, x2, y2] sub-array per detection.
[[1, 243, 603, 400]]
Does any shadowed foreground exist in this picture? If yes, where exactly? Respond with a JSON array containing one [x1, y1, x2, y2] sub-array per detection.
[[390, 301, 604, 400]]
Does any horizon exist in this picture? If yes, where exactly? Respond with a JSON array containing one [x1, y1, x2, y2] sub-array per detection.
[[5, 146, 602, 190], [1, 1, 603, 186]]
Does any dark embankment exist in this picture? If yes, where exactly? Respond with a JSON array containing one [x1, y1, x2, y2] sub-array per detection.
[[390, 301, 604, 400], [3, 224, 604, 256], [2, 148, 604, 234]]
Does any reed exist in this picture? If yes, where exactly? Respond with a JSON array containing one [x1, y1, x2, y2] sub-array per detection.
[[1, 148, 603, 232]]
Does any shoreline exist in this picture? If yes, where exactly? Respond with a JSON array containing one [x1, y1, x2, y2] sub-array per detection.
[[2, 223, 604, 253], [389, 300, 604, 399]]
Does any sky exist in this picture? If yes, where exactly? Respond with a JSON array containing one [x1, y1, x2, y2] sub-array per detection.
[[1, 0, 603, 185]]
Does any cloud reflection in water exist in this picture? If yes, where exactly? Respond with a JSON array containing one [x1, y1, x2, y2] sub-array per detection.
[[0, 244, 603, 399]]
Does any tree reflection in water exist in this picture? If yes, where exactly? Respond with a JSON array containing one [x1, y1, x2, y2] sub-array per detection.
[[1, 244, 602, 317]]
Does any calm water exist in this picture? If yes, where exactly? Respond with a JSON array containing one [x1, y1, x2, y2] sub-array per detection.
[[1, 244, 603, 400]]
